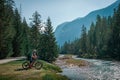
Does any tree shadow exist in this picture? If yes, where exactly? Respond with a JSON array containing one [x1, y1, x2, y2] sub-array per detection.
[[14, 58, 30, 71]]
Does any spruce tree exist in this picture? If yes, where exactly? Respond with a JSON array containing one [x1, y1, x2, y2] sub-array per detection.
[[21, 18, 31, 56], [39, 17, 58, 62], [0, 0, 5, 58], [87, 22, 97, 58], [0, 0, 16, 58], [79, 25, 87, 56], [12, 8, 24, 57], [30, 11, 41, 49], [61, 41, 70, 54], [107, 5, 120, 60]]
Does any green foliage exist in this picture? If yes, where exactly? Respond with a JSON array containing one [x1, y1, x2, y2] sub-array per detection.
[[42, 73, 69, 80], [30, 11, 41, 49], [79, 25, 87, 54], [0, 0, 16, 58], [39, 17, 59, 62], [0, 75, 16, 80], [42, 74, 56, 80], [21, 18, 31, 56], [0, 1, 58, 61], [42, 61, 62, 72], [12, 8, 23, 56], [0, 1, 31, 58], [0, 60, 68, 80], [60, 5, 120, 61], [60, 39, 80, 55], [87, 22, 96, 55], [107, 4, 120, 60]]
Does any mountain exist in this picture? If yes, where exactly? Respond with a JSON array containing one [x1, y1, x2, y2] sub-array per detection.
[[55, 0, 120, 46]]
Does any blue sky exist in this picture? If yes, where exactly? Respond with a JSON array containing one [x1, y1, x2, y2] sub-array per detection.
[[14, 0, 117, 30]]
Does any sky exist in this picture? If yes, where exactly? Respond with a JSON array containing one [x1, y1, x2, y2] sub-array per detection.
[[14, 0, 117, 31]]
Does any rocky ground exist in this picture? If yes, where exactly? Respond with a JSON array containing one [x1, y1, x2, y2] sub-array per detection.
[[54, 55, 90, 69]]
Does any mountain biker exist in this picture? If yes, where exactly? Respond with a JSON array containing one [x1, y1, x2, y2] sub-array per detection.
[[29, 49, 38, 68]]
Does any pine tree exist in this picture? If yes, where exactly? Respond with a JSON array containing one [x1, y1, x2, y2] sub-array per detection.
[[94, 15, 102, 56], [87, 22, 97, 58], [21, 18, 31, 56], [107, 5, 120, 60], [39, 17, 58, 62], [12, 8, 24, 57], [0, 0, 16, 58], [30, 11, 41, 49], [0, 0, 5, 53], [60, 41, 68, 54], [99, 17, 109, 58], [79, 25, 87, 56], [60, 41, 73, 54], [0, 0, 5, 58], [0, 0, 4, 24], [104, 16, 113, 58]]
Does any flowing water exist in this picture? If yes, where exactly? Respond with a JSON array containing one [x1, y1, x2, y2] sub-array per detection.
[[61, 57, 120, 80]]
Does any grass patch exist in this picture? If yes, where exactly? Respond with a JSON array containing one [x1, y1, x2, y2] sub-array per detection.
[[0, 60, 68, 80], [42, 73, 69, 80], [66, 58, 87, 66], [42, 60, 62, 72], [0, 75, 17, 80], [60, 55, 88, 67]]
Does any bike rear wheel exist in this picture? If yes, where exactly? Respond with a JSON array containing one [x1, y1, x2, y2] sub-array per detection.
[[22, 61, 30, 69], [35, 61, 43, 70]]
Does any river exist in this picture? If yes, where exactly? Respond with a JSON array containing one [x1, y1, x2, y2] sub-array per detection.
[[60, 56, 120, 80]]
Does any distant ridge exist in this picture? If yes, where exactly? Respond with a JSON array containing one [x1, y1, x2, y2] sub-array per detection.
[[55, 0, 120, 46]]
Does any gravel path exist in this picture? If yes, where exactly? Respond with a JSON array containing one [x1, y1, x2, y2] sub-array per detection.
[[0, 57, 25, 64]]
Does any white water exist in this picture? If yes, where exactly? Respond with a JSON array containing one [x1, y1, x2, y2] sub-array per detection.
[[61, 57, 120, 80]]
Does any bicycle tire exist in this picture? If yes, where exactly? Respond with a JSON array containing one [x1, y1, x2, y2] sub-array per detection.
[[22, 61, 30, 69], [35, 61, 43, 70]]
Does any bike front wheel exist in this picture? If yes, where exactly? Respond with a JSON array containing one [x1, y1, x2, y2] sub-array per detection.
[[35, 61, 43, 70]]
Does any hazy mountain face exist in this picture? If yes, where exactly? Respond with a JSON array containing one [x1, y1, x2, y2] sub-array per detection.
[[55, 0, 120, 46]]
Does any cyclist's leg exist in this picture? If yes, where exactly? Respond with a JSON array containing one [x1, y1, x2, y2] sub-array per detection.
[[31, 59, 36, 66], [29, 59, 36, 68], [29, 58, 33, 68]]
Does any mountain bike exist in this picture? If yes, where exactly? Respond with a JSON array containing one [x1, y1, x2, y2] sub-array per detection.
[[22, 60, 43, 70]]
